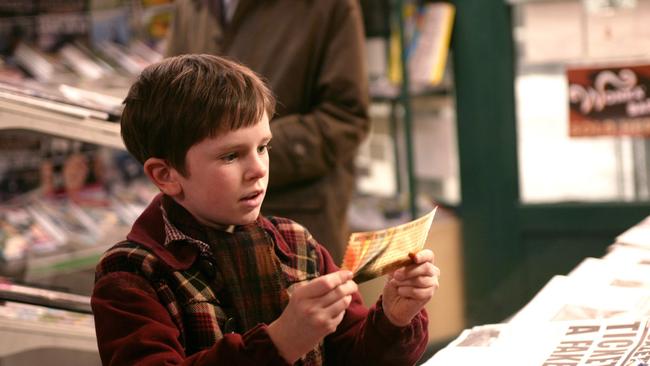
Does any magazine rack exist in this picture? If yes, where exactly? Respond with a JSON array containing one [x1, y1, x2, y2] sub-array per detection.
[[0, 98, 123, 150], [0, 88, 130, 294]]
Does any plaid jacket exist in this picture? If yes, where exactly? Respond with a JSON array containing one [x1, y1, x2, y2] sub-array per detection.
[[95, 216, 322, 358], [92, 194, 429, 366]]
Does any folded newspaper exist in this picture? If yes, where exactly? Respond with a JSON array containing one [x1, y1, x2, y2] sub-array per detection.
[[341, 207, 437, 282], [568, 257, 650, 289], [424, 317, 650, 366], [509, 275, 650, 325]]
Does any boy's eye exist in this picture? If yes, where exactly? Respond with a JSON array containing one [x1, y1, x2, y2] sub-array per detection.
[[221, 153, 237, 162], [258, 143, 272, 154]]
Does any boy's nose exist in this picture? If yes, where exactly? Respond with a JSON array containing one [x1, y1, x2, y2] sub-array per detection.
[[245, 154, 268, 180]]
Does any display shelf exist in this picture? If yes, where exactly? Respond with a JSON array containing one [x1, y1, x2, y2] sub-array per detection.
[[0, 300, 97, 363], [370, 82, 451, 103], [0, 314, 97, 357], [0, 98, 123, 150], [0, 280, 92, 314], [0, 279, 96, 361], [506, 0, 570, 3]]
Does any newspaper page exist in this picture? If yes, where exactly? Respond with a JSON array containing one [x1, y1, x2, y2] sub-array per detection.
[[604, 244, 650, 266], [615, 215, 650, 249], [568, 257, 650, 289], [424, 317, 650, 366], [509, 275, 650, 325], [341, 207, 437, 282]]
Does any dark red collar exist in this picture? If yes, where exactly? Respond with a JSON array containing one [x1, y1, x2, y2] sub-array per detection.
[[126, 194, 292, 271]]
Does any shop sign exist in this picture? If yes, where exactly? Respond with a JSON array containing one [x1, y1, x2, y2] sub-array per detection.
[[583, 0, 637, 14], [567, 64, 650, 137]]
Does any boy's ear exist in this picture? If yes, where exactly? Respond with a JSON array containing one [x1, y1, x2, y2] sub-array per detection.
[[143, 158, 183, 196]]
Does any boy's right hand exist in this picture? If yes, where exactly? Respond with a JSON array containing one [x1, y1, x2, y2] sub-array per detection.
[[267, 270, 358, 363]]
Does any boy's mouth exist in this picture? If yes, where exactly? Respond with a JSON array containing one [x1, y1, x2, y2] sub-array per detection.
[[240, 190, 264, 206]]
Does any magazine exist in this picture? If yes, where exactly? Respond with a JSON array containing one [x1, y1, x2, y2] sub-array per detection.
[[97, 41, 148, 76], [407, 2, 455, 86], [59, 43, 107, 80], [0, 88, 110, 120], [12, 43, 58, 82], [0, 80, 122, 121], [109, 180, 158, 221], [0, 205, 62, 260], [27, 200, 99, 246]]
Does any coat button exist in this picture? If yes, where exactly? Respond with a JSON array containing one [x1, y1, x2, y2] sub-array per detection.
[[293, 143, 306, 156], [224, 317, 237, 333], [198, 259, 216, 279]]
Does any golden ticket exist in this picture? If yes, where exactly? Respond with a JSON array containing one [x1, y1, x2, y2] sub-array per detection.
[[341, 207, 437, 282]]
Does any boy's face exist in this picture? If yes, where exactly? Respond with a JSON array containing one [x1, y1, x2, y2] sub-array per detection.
[[173, 113, 271, 228]]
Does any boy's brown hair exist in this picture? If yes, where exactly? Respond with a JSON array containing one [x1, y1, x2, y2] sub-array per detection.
[[120, 54, 276, 175]]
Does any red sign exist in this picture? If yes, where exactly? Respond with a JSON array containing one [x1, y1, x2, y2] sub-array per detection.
[[567, 64, 650, 137]]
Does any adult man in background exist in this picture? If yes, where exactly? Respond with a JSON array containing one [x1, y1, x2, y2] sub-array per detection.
[[166, 0, 370, 262]]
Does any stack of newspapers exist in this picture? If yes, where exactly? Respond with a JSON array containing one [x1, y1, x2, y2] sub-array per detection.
[[424, 218, 650, 366]]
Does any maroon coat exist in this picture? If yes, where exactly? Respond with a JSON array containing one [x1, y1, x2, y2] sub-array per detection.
[[91, 195, 429, 365], [165, 0, 370, 262]]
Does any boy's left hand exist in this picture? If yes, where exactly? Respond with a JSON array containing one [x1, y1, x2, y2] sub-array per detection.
[[381, 249, 440, 327]]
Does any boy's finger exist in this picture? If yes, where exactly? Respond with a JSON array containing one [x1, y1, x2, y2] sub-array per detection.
[[320, 280, 358, 307], [390, 274, 438, 288], [394, 263, 439, 281], [324, 294, 353, 319], [300, 270, 353, 298], [396, 285, 437, 300], [409, 249, 434, 264]]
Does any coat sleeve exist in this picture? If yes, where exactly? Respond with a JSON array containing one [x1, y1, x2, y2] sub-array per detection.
[[164, 0, 188, 57], [91, 272, 291, 366], [267, 0, 370, 188], [318, 246, 430, 366]]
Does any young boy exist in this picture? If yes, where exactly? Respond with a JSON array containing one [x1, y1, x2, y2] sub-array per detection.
[[91, 54, 440, 365]]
